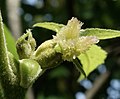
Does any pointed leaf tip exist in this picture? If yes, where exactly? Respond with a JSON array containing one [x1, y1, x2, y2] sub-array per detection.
[[80, 28, 120, 40]]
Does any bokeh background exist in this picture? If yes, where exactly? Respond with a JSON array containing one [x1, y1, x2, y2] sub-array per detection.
[[0, 0, 120, 99]]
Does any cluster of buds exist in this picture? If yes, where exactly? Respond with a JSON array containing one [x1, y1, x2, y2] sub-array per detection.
[[16, 17, 99, 88]]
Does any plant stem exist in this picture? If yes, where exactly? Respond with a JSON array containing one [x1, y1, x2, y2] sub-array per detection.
[[0, 82, 4, 98], [73, 58, 86, 78], [0, 11, 16, 84], [0, 12, 27, 99]]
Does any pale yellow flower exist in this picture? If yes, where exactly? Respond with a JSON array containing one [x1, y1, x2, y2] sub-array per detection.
[[53, 17, 99, 61]]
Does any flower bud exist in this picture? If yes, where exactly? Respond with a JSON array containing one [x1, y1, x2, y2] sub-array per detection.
[[19, 59, 42, 88], [33, 40, 62, 69], [16, 30, 36, 59]]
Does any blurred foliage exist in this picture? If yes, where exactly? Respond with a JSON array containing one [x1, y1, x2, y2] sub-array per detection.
[[0, 0, 120, 99], [4, 25, 19, 59]]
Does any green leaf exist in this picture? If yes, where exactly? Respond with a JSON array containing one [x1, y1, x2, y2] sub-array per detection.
[[33, 22, 64, 32], [78, 45, 107, 81], [80, 28, 120, 40], [4, 25, 18, 59]]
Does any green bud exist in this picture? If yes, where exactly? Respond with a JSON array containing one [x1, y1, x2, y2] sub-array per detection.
[[16, 30, 36, 59], [19, 59, 42, 88], [33, 40, 62, 69]]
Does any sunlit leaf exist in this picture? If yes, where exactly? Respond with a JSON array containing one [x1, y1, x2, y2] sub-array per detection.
[[4, 25, 18, 59], [78, 45, 107, 81], [80, 28, 120, 40], [33, 22, 64, 33], [34, 23, 120, 40]]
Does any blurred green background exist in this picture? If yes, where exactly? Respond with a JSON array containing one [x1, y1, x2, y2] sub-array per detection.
[[0, 0, 120, 99]]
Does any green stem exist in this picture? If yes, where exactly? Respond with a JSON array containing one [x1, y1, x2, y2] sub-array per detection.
[[0, 82, 4, 98], [0, 12, 16, 83], [0, 12, 28, 99], [73, 58, 86, 78]]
